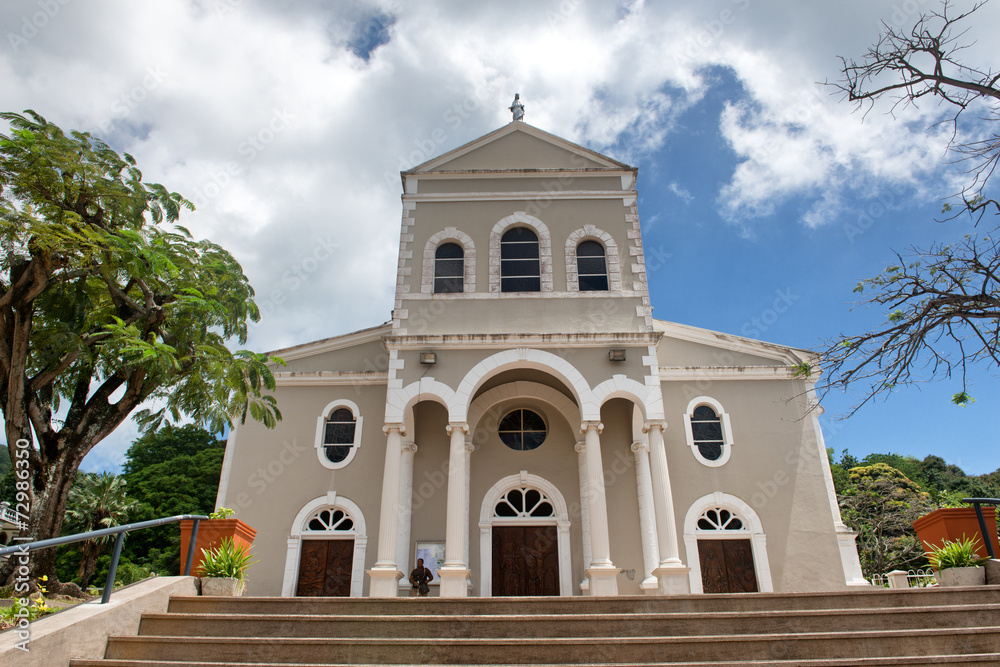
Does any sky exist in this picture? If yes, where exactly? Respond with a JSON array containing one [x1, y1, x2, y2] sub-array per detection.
[[2, 0, 998, 476]]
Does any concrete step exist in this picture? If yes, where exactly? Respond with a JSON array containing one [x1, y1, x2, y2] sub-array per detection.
[[135, 604, 1000, 639], [165, 585, 1000, 617], [67, 657, 1000, 667], [100, 628, 1000, 664]]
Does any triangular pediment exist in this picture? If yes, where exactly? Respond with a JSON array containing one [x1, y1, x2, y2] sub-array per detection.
[[409, 122, 631, 173]]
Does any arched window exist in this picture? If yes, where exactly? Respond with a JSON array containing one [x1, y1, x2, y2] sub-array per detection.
[[691, 406, 724, 461], [697, 507, 744, 531], [576, 240, 608, 291], [500, 227, 540, 292], [434, 243, 464, 293], [314, 401, 364, 469], [683, 397, 733, 467], [306, 507, 355, 533], [493, 487, 555, 518], [323, 408, 356, 464]]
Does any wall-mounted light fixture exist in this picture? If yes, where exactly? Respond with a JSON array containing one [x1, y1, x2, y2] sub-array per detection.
[[609, 349, 626, 362], [419, 352, 437, 365]]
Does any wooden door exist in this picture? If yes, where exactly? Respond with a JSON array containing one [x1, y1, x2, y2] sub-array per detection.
[[492, 525, 559, 596], [698, 539, 758, 593], [296, 539, 354, 596]]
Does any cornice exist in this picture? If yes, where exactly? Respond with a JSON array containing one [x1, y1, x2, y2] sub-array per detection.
[[274, 371, 389, 386], [384, 331, 661, 350]]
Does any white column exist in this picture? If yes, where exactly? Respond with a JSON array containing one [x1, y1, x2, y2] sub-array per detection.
[[582, 421, 619, 596], [395, 442, 417, 592], [369, 423, 406, 597], [645, 420, 690, 594], [631, 441, 660, 594], [439, 422, 471, 597], [574, 441, 592, 593]]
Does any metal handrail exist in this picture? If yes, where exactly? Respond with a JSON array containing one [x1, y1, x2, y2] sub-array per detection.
[[962, 497, 1000, 560], [0, 513, 209, 603]]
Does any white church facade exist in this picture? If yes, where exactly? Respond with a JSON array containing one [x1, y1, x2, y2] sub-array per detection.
[[216, 119, 866, 598]]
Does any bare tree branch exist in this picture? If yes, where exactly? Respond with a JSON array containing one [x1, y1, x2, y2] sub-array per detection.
[[820, 234, 1000, 413]]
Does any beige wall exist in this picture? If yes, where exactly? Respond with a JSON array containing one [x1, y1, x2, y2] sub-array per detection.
[[659, 379, 845, 592], [222, 383, 390, 596]]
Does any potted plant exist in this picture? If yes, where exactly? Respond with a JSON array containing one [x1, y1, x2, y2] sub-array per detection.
[[913, 504, 999, 560], [927, 536, 989, 587], [199, 536, 257, 596], [179, 508, 257, 575]]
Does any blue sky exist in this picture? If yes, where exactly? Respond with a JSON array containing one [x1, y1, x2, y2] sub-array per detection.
[[1, 0, 997, 475]]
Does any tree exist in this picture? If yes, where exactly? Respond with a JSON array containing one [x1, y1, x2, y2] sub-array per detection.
[[838, 463, 934, 579], [830, 0, 999, 220], [62, 472, 138, 588], [820, 1, 1000, 410], [120, 425, 226, 574], [0, 111, 281, 589]]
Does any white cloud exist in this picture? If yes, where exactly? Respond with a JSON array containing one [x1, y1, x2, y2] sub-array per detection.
[[3, 0, 998, 469]]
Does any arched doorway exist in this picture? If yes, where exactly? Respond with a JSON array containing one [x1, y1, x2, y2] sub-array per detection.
[[479, 472, 572, 596], [683, 492, 773, 594], [281, 493, 368, 597]]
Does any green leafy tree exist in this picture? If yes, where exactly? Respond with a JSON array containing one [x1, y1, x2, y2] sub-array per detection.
[[62, 472, 138, 588], [121, 425, 226, 574], [820, 1, 1000, 410], [839, 463, 934, 579], [0, 111, 281, 589]]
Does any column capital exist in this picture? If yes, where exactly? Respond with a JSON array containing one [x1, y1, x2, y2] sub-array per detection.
[[402, 443, 418, 455], [574, 442, 586, 454], [465, 442, 475, 454], [642, 420, 667, 434], [445, 422, 470, 436], [630, 441, 649, 453], [383, 423, 406, 436], [580, 421, 604, 435]]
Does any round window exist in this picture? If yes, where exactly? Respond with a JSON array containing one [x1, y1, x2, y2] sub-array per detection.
[[498, 409, 546, 451]]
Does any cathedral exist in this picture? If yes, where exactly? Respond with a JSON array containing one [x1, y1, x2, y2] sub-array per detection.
[[216, 109, 866, 598]]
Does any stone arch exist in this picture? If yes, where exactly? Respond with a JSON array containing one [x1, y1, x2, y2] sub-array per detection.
[[467, 381, 581, 450], [384, 377, 457, 425], [281, 492, 368, 597], [478, 471, 573, 596], [453, 348, 597, 423], [682, 491, 773, 593], [564, 225, 622, 292], [489, 211, 553, 293], [591, 374, 664, 422], [422, 227, 476, 294]]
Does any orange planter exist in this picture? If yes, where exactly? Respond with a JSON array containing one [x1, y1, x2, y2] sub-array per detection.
[[912, 507, 999, 559], [179, 519, 257, 575]]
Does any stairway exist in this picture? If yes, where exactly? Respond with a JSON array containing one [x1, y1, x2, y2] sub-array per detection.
[[70, 585, 1000, 666]]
